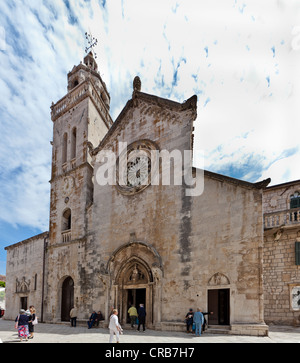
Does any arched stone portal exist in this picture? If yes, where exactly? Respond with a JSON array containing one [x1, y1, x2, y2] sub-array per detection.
[[116, 257, 153, 327], [61, 276, 74, 322], [207, 272, 231, 326], [105, 241, 163, 328]]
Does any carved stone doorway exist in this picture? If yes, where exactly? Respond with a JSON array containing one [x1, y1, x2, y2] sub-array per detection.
[[106, 241, 163, 329], [115, 260, 153, 327], [207, 273, 231, 326]]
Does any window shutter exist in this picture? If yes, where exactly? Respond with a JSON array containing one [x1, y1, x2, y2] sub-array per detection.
[[296, 242, 300, 266]]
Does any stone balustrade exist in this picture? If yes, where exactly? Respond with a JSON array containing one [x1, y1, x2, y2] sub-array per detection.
[[264, 207, 300, 229], [51, 80, 112, 128], [62, 230, 72, 243]]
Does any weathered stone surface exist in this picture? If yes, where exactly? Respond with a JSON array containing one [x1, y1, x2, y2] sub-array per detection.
[[263, 181, 300, 326], [5, 232, 48, 318], [4, 54, 273, 336]]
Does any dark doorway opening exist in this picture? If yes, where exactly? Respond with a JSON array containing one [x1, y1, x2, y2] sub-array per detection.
[[61, 277, 74, 322], [20, 297, 28, 311], [208, 289, 230, 325], [126, 288, 146, 323]]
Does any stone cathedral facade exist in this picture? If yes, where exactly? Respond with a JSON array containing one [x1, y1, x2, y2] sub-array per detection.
[[4, 53, 300, 336]]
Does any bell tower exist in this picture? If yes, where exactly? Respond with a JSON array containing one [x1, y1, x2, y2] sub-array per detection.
[[49, 52, 113, 247]]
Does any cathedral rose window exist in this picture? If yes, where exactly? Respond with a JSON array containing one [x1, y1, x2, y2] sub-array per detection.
[[126, 155, 151, 188], [116, 140, 159, 195]]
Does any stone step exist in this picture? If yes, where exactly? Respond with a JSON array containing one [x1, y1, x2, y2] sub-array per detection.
[[206, 325, 231, 335]]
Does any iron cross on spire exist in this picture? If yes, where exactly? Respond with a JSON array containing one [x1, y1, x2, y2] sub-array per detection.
[[85, 32, 98, 59]]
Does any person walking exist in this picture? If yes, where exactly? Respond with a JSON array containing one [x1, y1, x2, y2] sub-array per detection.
[[70, 306, 77, 327], [137, 304, 146, 332], [109, 309, 122, 343], [15, 309, 30, 342], [193, 308, 204, 337], [28, 306, 36, 339], [128, 305, 138, 329]]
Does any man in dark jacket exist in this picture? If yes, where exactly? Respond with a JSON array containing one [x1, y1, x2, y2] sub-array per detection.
[[185, 308, 194, 333], [87, 311, 97, 329], [137, 304, 146, 332]]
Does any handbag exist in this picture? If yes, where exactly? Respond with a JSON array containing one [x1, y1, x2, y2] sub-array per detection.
[[32, 316, 38, 325]]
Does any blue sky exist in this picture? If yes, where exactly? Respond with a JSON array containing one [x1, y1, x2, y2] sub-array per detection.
[[1, 0, 300, 274]]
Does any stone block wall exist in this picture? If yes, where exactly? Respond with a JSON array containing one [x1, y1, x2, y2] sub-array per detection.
[[263, 181, 300, 326], [264, 228, 300, 326], [4, 232, 47, 320]]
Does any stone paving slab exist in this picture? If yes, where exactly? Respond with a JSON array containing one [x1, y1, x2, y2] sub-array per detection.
[[0, 319, 299, 343]]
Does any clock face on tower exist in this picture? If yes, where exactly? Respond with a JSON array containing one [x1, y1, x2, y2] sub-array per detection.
[[116, 140, 159, 196]]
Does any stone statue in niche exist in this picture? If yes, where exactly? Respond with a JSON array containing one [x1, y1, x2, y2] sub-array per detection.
[[131, 265, 139, 283], [208, 272, 230, 286], [128, 264, 145, 284]]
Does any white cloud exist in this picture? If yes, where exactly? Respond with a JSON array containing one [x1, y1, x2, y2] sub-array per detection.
[[260, 152, 300, 186], [1, 0, 300, 233], [0, 0, 81, 230]]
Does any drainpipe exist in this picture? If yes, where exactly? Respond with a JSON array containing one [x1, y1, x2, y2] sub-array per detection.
[[41, 234, 48, 323]]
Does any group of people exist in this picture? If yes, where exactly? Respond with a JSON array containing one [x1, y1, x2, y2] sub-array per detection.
[[185, 308, 213, 337], [128, 304, 146, 332], [69, 307, 105, 328], [68, 303, 146, 343], [14, 306, 37, 342], [12, 304, 210, 342], [70, 304, 210, 342], [87, 310, 105, 329]]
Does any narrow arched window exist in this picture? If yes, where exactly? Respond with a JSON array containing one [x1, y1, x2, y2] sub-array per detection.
[[62, 208, 71, 231], [71, 127, 77, 159], [62, 133, 68, 164]]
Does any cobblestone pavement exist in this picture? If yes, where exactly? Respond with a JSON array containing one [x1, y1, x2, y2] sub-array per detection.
[[0, 319, 299, 343]]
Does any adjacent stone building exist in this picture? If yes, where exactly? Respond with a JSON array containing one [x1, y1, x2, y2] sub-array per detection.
[[263, 180, 300, 326], [5, 232, 48, 317], [4, 53, 300, 335]]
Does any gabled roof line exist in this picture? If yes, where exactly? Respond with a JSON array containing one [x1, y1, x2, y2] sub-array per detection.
[[5, 231, 49, 251], [92, 92, 197, 155]]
